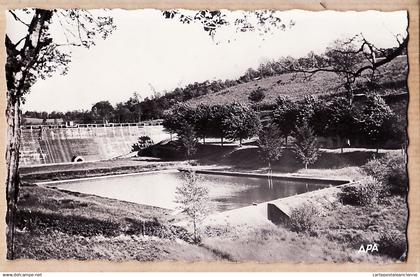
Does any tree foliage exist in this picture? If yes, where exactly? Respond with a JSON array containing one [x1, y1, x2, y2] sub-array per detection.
[[5, 8, 115, 260], [162, 103, 195, 134], [207, 104, 231, 145], [92, 100, 114, 123], [273, 96, 298, 142], [293, 121, 320, 170], [131, 135, 153, 152], [358, 94, 395, 150], [257, 124, 284, 167], [224, 103, 261, 146], [194, 104, 213, 144], [282, 34, 408, 100], [174, 170, 210, 243], [324, 97, 359, 150], [163, 102, 261, 148], [177, 122, 199, 158], [163, 9, 292, 38], [248, 87, 266, 104], [6, 9, 115, 101]]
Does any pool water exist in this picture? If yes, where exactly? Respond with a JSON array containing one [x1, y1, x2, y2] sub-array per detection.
[[53, 171, 330, 212]]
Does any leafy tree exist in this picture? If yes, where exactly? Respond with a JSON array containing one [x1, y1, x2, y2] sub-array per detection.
[[92, 101, 114, 124], [125, 92, 143, 122], [174, 170, 210, 243], [162, 103, 195, 135], [225, 102, 261, 147], [358, 94, 395, 152], [273, 96, 298, 144], [284, 34, 408, 101], [310, 98, 330, 137], [131, 136, 153, 152], [178, 122, 199, 158], [296, 95, 317, 125], [248, 87, 266, 110], [208, 104, 231, 146], [5, 8, 115, 259], [293, 121, 320, 170], [257, 124, 284, 172], [114, 103, 132, 123], [326, 97, 359, 153], [194, 104, 213, 144]]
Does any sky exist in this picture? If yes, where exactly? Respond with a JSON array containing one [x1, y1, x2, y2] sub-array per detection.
[[6, 9, 408, 112]]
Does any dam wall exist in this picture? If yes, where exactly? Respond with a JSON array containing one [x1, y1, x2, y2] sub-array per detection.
[[20, 123, 171, 166]]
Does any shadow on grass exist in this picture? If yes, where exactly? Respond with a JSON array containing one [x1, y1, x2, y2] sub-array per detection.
[[197, 146, 385, 173]]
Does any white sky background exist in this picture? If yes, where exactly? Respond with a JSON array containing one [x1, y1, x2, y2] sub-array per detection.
[[6, 9, 408, 112]]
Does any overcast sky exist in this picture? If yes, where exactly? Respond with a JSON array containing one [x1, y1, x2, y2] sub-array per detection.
[[6, 9, 407, 112]]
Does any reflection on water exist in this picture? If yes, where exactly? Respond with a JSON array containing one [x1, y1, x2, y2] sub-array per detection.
[[54, 171, 330, 212]]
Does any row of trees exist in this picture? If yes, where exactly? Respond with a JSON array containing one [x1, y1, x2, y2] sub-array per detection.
[[258, 121, 320, 172], [163, 102, 260, 148], [162, 100, 321, 170], [273, 94, 405, 151], [163, 93, 404, 160], [23, 94, 143, 124]]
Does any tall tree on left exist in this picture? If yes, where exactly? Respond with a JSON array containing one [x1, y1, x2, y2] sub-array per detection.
[[5, 8, 115, 259]]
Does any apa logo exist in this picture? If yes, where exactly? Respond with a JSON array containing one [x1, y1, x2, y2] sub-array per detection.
[[358, 243, 379, 253]]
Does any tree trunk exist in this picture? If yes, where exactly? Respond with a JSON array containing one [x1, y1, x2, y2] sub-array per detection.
[[239, 138, 242, 147], [341, 147, 343, 154], [305, 163, 308, 171], [6, 96, 21, 260], [193, 219, 197, 243], [221, 137, 224, 146], [203, 136, 205, 145], [285, 135, 288, 146]]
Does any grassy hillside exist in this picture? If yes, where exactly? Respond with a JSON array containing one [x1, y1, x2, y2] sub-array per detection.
[[185, 55, 408, 107]]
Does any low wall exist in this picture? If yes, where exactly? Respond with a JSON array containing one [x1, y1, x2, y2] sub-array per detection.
[[20, 125, 171, 166], [203, 179, 352, 228], [178, 169, 349, 185]]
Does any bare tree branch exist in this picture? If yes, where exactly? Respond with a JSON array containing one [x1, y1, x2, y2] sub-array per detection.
[[8, 11, 30, 27]]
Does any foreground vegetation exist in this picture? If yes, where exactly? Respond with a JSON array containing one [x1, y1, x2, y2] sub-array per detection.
[[14, 185, 220, 261]]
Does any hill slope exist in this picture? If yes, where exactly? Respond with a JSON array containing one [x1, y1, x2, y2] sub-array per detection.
[[185, 55, 408, 107]]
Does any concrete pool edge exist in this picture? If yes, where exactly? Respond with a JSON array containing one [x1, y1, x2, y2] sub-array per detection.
[[35, 168, 180, 186], [203, 180, 357, 228], [178, 168, 351, 185]]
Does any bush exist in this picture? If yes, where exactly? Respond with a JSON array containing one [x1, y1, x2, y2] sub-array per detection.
[[363, 152, 407, 195], [338, 177, 381, 206], [288, 203, 320, 234], [378, 229, 407, 260]]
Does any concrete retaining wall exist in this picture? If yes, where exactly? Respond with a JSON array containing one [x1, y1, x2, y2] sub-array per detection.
[[20, 125, 170, 166]]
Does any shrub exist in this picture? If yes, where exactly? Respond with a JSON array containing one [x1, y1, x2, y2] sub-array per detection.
[[338, 177, 381, 206], [288, 203, 320, 234], [363, 152, 407, 195], [378, 229, 407, 260], [131, 136, 153, 152]]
